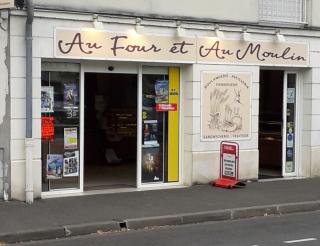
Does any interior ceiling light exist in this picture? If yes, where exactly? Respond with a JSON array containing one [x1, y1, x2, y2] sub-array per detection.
[[93, 14, 103, 30], [214, 24, 224, 39], [241, 26, 251, 42], [176, 21, 186, 37], [275, 29, 286, 42], [135, 18, 145, 34]]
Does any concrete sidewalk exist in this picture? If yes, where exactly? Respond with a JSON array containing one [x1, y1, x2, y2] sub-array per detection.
[[1, 178, 320, 243]]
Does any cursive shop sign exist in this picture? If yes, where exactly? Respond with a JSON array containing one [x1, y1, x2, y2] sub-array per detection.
[[55, 28, 309, 66], [0, 0, 14, 9]]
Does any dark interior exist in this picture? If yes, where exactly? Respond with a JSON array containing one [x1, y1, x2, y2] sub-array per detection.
[[84, 73, 137, 190], [258, 70, 284, 179]]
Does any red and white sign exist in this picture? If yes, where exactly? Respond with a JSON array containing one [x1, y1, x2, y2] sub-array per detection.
[[211, 141, 243, 189], [41, 116, 54, 140], [221, 143, 238, 180], [156, 103, 177, 112]]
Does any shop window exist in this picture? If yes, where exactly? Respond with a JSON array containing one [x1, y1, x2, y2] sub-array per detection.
[[259, 0, 307, 24], [141, 67, 180, 184], [41, 63, 80, 192], [285, 74, 296, 174]]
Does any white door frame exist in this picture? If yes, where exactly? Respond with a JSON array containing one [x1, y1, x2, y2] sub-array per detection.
[[282, 71, 301, 177], [81, 61, 139, 192], [137, 64, 142, 188], [137, 64, 184, 189], [83, 62, 184, 189]]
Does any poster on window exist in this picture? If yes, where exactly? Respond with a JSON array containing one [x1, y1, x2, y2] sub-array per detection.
[[201, 72, 251, 141], [41, 86, 54, 113], [63, 151, 79, 177], [142, 147, 163, 183], [287, 88, 295, 104], [64, 83, 79, 109], [64, 127, 78, 149], [41, 116, 54, 140], [143, 120, 159, 145], [46, 154, 63, 179], [155, 80, 168, 104]]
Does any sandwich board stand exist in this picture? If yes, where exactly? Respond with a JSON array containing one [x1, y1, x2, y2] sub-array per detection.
[[212, 141, 246, 189]]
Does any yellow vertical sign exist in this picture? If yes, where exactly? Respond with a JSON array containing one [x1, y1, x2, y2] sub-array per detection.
[[168, 67, 180, 182]]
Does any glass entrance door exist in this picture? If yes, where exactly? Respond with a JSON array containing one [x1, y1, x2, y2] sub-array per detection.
[[139, 66, 180, 185], [282, 72, 298, 177]]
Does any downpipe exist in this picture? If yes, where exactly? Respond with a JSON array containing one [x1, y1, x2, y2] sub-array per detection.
[[0, 148, 8, 201], [25, 0, 34, 204]]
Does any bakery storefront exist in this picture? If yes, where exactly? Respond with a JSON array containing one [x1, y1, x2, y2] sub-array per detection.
[[39, 26, 308, 196], [41, 30, 184, 195]]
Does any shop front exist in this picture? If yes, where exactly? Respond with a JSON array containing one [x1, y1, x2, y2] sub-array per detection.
[[8, 11, 313, 200], [43, 29, 309, 197], [39, 28, 308, 196]]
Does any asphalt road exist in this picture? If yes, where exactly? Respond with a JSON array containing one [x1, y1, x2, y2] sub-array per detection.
[[18, 211, 320, 246]]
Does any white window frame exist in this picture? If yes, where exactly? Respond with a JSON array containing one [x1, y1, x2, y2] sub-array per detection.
[[282, 71, 301, 177], [259, 0, 307, 25]]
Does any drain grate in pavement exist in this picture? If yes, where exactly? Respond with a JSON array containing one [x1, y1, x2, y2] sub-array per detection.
[[119, 222, 127, 230]]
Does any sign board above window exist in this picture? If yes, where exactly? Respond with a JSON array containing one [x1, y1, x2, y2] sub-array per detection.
[[0, 0, 14, 9], [55, 28, 309, 67]]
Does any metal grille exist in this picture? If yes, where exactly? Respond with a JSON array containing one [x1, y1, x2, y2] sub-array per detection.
[[259, 0, 306, 24]]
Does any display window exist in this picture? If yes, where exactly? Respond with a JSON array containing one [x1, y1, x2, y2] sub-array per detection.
[[284, 73, 297, 174], [141, 67, 180, 184], [41, 63, 81, 191]]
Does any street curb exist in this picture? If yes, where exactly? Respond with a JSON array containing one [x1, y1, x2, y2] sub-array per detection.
[[2, 200, 320, 243], [232, 205, 279, 219], [278, 200, 320, 214], [125, 202, 320, 230], [64, 221, 121, 237], [125, 215, 183, 229], [181, 210, 231, 225], [0, 227, 65, 244]]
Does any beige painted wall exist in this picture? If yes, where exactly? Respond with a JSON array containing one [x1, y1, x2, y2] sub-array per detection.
[[310, 0, 320, 27], [9, 16, 42, 200], [0, 16, 8, 126], [34, 0, 258, 23], [184, 63, 260, 184], [31, 0, 320, 28], [0, 12, 9, 199], [311, 147, 320, 176]]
